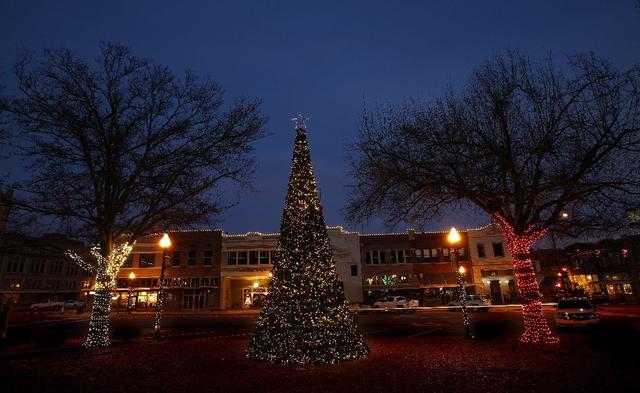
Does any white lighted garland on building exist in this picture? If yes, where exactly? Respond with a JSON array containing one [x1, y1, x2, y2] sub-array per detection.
[[68, 242, 134, 347]]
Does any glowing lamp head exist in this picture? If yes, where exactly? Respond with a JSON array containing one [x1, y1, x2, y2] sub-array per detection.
[[268, 272, 273, 278], [458, 265, 466, 275], [129, 272, 136, 280], [447, 227, 461, 245], [159, 233, 172, 249], [253, 281, 260, 289], [560, 211, 570, 220]]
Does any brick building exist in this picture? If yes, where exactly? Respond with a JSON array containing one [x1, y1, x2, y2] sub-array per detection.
[[116, 230, 223, 311], [360, 229, 472, 306]]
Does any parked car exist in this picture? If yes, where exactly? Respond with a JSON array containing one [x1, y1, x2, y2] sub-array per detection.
[[30, 300, 65, 312], [448, 295, 491, 311], [63, 300, 85, 311], [373, 296, 416, 310], [554, 297, 600, 330]]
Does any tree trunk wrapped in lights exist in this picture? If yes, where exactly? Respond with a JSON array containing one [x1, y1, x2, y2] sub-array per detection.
[[492, 214, 557, 344], [247, 117, 369, 364], [69, 242, 133, 347]]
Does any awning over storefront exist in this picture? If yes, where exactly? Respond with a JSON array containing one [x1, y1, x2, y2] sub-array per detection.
[[420, 272, 463, 288]]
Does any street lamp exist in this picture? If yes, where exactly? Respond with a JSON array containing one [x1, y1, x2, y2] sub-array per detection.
[[154, 233, 171, 340], [448, 227, 472, 339], [127, 271, 136, 314]]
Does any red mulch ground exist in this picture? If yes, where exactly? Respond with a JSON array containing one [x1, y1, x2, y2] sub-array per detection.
[[1, 333, 637, 393]]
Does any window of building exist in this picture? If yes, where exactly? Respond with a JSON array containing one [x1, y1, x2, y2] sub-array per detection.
[[350, 264, 358, 277], [441, 248, 449, 257], [203, 246, 213, 266], [492, 242, 504, 257], [259, 250, 270, 264], [371, 250, 380, 264], [249, 251, 258, 265], [227, 251, 237, 265], [187, 246, 197, 266], [270, 250, 277, 263], [389, 250, 397, 264], [139, 254, 156, 268], [477, 243, 486, 258], [237, 251, 248, 265], [623, 283, 633, 295], [122, 255, 133, 268], [172, 251, 181, 267]]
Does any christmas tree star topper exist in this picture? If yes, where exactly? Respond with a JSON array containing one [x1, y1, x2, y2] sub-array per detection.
[[291, 113, 310, 130]]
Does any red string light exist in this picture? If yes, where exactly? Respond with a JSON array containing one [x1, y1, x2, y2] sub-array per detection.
[[492, 213, 559, 344]]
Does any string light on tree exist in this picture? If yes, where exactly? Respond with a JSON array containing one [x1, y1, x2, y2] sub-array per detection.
[[68, 242, 134, 347], [246, 114, 369, 364], [492, 213, 558, 344]]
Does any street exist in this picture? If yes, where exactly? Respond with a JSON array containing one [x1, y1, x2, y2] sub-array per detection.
[[4, 305, 640, 351], [2, 306, 640, 392]]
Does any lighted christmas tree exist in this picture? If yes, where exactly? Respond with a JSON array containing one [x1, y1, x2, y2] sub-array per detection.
[[247, 115, 369, 364]]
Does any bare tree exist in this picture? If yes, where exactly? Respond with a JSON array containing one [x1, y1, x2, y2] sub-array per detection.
[[346, 51, 640, 344], [3, 42, 266, 346]]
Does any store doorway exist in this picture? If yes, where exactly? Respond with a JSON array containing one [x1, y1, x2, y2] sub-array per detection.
[[183, 290, 206, 310], [242, 287, 267, 309], [490, 280, 503, 305]]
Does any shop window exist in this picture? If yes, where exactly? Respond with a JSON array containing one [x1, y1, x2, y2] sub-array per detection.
[[623, 283, 633, 295], [249, 251, 258, 265], [172, 251, 181, 267], [399, 250, 410, 263], [350, 264, 358, 277], [493, 242, 504, 257], [477, 243, 486, 258], [139, 254, 156, 268], [203, 246, 213, 266], [187, 246, 197, 266], [238, 251, 248, 265], [259, 250, 270, 264], [389, 250, 397, 264], [227, 251, 237, 265], [371, 251, 380, 264]]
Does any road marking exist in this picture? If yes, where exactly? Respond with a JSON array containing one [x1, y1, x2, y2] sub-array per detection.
[[408, 328, 443, 338]]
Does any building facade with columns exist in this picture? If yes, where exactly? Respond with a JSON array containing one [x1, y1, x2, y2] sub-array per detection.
[[220, 226, 363, 309]]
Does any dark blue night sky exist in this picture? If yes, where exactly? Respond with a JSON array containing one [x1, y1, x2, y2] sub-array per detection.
[[1, 1, 639, 234]]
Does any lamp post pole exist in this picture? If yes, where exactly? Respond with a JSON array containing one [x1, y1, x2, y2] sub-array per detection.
[[449, 227, 472, 339], [154, 233, 171, 340], [127, 272, 136, 315]]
